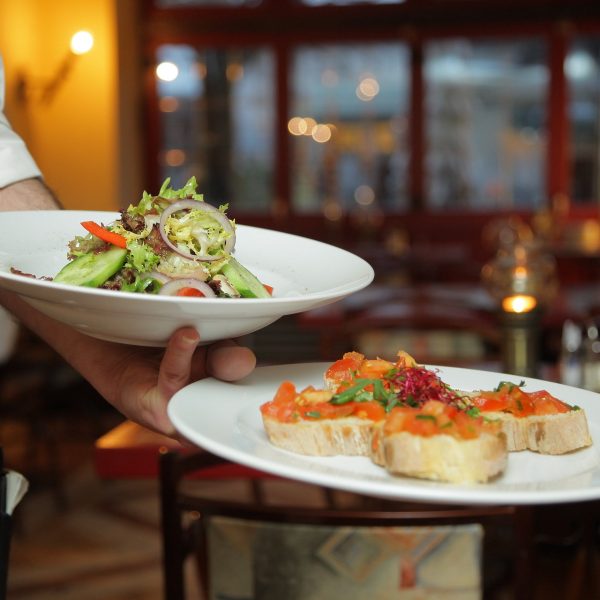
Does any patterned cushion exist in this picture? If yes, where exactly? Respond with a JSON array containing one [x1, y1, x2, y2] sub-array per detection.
[[207, 516, 482, 600]]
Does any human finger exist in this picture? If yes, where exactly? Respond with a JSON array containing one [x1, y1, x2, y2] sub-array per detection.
[[158, 327, 202, 398], [206, 341, 256, 381]]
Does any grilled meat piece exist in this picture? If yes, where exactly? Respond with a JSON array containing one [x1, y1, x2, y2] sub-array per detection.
[[120, 210, 146, 233], [145, 224, 171, 255]]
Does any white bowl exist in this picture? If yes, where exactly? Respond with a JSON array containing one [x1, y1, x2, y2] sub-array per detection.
[[0, 211, 374, 346]]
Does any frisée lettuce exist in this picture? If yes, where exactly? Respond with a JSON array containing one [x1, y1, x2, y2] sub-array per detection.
[[52, 177, 272, 299]]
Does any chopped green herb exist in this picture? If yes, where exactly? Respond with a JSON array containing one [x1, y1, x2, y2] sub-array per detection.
[[331, 379, 374, 404], [495, 380, 525, 392], [405, 394, 419, 408], [415, 414, 437, 422], [305, 411, 321, 419], [385, 398, 400, 412], [483, 416, 500, 424]]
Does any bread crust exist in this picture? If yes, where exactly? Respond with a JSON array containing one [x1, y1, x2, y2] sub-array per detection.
[[483, 409, 592, 454], [381, 430, 507, 484], [370, 421, 386, 467], [261, 414, 374, 456]]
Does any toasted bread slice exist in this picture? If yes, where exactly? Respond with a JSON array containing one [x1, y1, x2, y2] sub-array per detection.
[[371, 400, 508, 483], [380, 430, 507, 484], [481, 409, 592, 454], [461, 388, 593, 454], [261, 414, 373, 456]]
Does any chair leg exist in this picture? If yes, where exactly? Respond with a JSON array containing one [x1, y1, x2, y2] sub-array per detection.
[[323, 486, 338, 509], [250, 478, 265, 504], [580, 501, 600, 600], [159, 451, 187, 600], [514, 506, 534, 600]]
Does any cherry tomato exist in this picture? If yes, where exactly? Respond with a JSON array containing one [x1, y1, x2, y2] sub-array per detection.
[[176, 287, 205, 297]]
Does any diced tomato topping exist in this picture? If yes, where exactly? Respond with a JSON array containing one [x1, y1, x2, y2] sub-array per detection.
[[358, 359, 395, 380], [309, 403, 355, 420], [325, 351, 365, 387], [452, 411, 480, 440], [471, 394, 509, 413], [405, 413, 439, 437], [263, 284, 274, 295], [383, 407, 408, 435], [383, 400, 500, 440], [272, 381, 297, 404], [528, 391, 571, 415], [260, 378, 385, 423], [350, 401, 386, 421], [471, 384, 570, 417]]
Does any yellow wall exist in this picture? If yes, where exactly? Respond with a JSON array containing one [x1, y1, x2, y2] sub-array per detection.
[[0, 0, 120, 211]]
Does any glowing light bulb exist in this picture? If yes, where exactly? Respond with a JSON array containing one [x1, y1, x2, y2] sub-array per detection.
[[502, 294, 537, 314], [356, 77, 380, 101], [156, 61, 179, 82], [70, 30, 94, 55], [311, 124, 332, 143]]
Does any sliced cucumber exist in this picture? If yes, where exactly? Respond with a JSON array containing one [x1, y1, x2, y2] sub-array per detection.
[[220, 257, 270, 298], [54, 246, 128, 287]]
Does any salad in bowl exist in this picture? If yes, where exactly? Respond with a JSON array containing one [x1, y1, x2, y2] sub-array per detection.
[[52, 177, 271, 299]]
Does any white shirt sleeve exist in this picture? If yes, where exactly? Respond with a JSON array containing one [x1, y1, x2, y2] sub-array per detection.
[[0, 56, 42, 188]]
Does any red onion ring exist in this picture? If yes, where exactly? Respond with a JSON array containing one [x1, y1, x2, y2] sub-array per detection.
[[144, 270, 172, 284], [153, 255, 209, 280], [158, 278, 216, 297], [158, 200, 235, 261]]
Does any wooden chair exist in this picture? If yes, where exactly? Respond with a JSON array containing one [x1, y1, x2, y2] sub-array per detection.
[[159, 449, 534, 600], [347, 297, 501, 368]]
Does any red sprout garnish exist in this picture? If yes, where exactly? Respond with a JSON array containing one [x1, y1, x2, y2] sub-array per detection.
[[387, 366, 460, 407]]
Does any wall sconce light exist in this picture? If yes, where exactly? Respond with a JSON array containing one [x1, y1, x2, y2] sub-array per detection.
[[482, 241, 558, 377], [16, 30, 94, 105]]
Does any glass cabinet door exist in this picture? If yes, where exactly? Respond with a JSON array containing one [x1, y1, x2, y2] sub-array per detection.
[[424, 38, 548, 211], [289, 42, 410, 218], [155, 44, 275, 213], [567, 36, 600, 203]]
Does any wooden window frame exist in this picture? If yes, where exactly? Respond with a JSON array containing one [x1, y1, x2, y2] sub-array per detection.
[[141, 0, 600, 238]]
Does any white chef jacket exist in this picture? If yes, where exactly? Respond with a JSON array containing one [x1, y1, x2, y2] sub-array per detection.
[[0, 56, 42, 188], [0, 56, 40, 361]]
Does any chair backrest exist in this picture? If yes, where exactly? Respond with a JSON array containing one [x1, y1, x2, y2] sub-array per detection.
[[159, 450, 533, 600], [348, 297, 501, 368]]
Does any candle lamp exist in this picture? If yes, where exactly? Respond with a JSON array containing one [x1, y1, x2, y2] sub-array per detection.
[[482, 241, 558, 377], [16, 30, 94, 105]]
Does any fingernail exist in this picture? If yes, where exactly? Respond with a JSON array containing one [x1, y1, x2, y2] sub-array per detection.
[[183, 333, 199, 346]]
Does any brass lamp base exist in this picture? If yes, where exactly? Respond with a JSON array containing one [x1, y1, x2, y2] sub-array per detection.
[[500, 309, 541, 378]]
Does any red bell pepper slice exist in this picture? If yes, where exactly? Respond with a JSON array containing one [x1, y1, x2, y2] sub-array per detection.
[[81, 221, 128, 249]]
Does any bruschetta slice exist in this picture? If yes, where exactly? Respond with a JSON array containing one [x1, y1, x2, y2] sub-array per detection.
[[373, 400, 508, 483], [466, 382, 592, 455], [260, 380, 386, 456]]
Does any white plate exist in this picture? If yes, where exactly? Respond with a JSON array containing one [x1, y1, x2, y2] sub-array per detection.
[[169, 363, 600, 505], [0, 211, 373, 346]]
